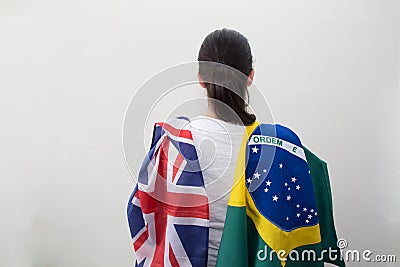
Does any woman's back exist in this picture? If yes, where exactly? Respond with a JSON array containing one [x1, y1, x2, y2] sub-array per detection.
[[190, 115, 245, 266]]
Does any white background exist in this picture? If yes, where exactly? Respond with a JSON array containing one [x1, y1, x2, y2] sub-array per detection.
[[0, 0, 399, 266]]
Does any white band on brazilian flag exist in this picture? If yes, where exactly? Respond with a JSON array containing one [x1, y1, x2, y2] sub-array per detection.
[[248, 135, 306, 161]]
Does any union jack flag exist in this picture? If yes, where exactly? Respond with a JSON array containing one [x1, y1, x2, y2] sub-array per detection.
[[127, 117, 209, 267]]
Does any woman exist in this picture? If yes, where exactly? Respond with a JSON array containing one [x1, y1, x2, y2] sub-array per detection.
[[127, 29, 344, 267]]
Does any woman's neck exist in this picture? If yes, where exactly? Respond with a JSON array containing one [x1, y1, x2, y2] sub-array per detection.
[[205, 104, 219, 119]]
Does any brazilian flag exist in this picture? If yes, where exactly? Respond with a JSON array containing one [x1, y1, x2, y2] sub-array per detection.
[[215, 122, 345, 267]]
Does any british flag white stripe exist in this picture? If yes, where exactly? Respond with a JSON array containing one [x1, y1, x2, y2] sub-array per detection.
[[169, 216, 209, 227], [155, 123, 195, 145], [164, 131, 195, 146], [138, 135, 164, 192], [133, 213, 156, 266], [164, 215, 208, 266], [131, 195, 140, 207], [165, 138, 207, 196], [165, 221, 191, 266], [166, 182, 207, 197]]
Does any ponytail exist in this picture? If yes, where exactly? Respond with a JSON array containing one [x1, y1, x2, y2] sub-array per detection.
[[198, 28, 256, 126], [205, 64, 255, 125]]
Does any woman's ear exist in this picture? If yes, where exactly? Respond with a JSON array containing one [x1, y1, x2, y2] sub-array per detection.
[[197, 72, 207, 88], [246, 68, 255, 87]]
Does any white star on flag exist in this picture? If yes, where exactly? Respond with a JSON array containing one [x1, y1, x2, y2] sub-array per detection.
[[279, 163, 283, 169], [264, 188, 269, 193], [303, 207, 307, 212], [247, 178, 252, 184], [305, 219, 309, 224], [266, 180, 272, 186], [263, 169, 267, 173], [286, 195, 291, 201], [252, 146, 259, 153], [308, 214, 313, 219], [253, 172, 261, 179], [291, 177, 297, 183], [296, 213, 301, 217], [272, 195, 278, 202], [296, 185, 301, 190]]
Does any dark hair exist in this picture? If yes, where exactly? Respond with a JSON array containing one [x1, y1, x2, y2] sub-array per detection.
[[198, 28, 256, 126]]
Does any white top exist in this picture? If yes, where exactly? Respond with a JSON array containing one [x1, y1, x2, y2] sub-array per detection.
[[189, 116, 245, 267]]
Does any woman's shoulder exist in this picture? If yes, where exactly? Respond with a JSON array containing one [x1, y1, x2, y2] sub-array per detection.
[[189, 116, 245, 135]]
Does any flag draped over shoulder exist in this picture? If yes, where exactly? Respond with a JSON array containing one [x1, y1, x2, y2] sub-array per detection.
[[127, 118, 345, 267], [127, 117, 209, 267], [216, 122, 345, 267]]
